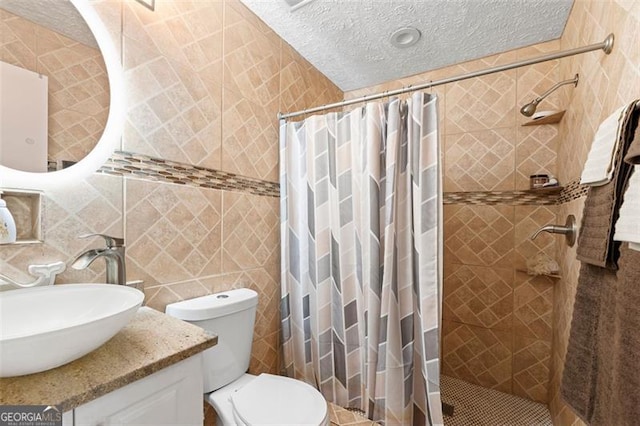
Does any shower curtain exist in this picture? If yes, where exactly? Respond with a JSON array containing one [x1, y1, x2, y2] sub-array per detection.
[[279, 92, 443, 425]]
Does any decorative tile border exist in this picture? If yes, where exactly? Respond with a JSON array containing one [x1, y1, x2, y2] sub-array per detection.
[[443, 179, 588, 206], [99, 152, 588, 205], [444, 190, 560, 206], [98, 151, 280, 198], [557, 178, 589, 204]]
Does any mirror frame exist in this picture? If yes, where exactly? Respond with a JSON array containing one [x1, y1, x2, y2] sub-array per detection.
[[0, 0, 124, 191]]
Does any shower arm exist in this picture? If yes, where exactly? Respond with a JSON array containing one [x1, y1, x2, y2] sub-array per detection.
[[529, 74, 579, 106]]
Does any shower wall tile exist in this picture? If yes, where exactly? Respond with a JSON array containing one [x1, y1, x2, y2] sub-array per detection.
[[280, 42, 343, 115], [552, 201, 583, 371], [143, 266, 280, 376], [122, 36, 222, 169], [512, 336, 551, 403], [225, 0, 276, 38], [515, 40, 562, 125], [556, 0, 640, 186], [443, 264, 513, 331], [515, 125, 558, 190], [513, 205, 557, 270], [550, 0, 639, 422], [444, 128, 515, 192], [442, 320, 512, 393], [444, 51, 517, 135], [223, 2, 280, 111], [514, 272, 553, 342], [221, 191, 279, 273], [221, 88, 279, 181], [550, 198, 586, 425], [125, 178, 223, 287], [123, 0, 224, 83], [444, 204, 515, 267]]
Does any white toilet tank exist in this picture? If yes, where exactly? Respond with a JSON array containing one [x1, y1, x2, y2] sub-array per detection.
[[165, 288, 258, 393]]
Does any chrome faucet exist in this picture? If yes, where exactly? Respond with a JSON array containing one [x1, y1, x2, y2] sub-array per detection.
[[72, 234, 126, 285]]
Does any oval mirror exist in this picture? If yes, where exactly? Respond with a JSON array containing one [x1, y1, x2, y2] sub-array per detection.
[[0, 0, 123, 190]]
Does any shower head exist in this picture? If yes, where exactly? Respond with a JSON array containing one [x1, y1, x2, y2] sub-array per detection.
[[520, 74, 579, 117], [520, 100, 540, 117]]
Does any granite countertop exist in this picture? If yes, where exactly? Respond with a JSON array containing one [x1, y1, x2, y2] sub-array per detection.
[[0, 307, 217, 411]]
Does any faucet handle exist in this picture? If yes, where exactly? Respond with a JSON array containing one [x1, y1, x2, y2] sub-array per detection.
[[79, 233, 124, 248]]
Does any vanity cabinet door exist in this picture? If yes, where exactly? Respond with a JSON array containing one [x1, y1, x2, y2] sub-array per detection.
[[74, 355, 203, 426]]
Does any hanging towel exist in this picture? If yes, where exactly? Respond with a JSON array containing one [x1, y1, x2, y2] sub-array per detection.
[[561, 244, 640, 425], [580, 104, 634, 186], [560, 263, 609, 423], [576, 103, 639, 268], [623, 102, 640, 163], [614, 122, 640, 244], [614, 166, 640, 244]]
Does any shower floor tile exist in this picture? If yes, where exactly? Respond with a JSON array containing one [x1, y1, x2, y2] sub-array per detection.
[[329, 375, 551, 426], [329, 403, 379, 426], [441, 375, 552, 426]]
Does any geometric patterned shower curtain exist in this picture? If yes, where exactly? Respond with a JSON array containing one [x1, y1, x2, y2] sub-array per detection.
[[279, 92, 443, 425]]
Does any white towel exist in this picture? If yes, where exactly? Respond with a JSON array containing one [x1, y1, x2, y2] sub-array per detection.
[[580, 105, 630, 186], [614, 166, 640, 244]]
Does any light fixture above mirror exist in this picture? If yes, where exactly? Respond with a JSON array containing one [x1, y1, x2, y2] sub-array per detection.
[[0, 0, 123, 191]]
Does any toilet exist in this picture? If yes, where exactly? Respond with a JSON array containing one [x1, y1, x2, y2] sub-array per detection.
[[166, 288, 329, 426]]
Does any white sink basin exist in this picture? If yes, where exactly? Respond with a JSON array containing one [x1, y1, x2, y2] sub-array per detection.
[[0, 284, 144, 377]]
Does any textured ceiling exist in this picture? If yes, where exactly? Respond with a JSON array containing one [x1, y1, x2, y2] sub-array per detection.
[[0, 0, 98, 48], [241, 0, 574, 91]]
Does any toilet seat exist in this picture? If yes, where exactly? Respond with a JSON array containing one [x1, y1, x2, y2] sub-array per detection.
[[230, 374, 328, 426]]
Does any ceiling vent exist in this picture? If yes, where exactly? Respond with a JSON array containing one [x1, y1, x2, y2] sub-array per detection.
[[390, 27, 421, 48]]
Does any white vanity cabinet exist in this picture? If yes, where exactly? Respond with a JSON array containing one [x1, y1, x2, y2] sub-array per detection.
[[69, 355, 203, 426]]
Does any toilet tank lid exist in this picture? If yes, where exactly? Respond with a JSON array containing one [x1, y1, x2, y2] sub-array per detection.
[[165, 288, 258, 321]]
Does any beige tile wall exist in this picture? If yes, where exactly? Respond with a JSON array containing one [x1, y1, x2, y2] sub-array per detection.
[[550, 0, 640, 424], [0, 9, 109, 164], [0, 0, 342, 402], [347, 41, 562, 403]]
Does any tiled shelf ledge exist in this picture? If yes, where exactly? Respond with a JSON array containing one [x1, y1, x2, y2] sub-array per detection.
[[0, 189, 43, 244], [521, 110, 566, 126], [525, 186, 563, 194], [444, 179, 588, 206]]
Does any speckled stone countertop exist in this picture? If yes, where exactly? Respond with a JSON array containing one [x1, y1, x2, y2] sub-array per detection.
[[0, 307, 217, 411]]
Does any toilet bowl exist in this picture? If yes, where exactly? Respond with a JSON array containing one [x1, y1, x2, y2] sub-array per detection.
[[207, 373, 329, 426], [166, 288, 328, 426]]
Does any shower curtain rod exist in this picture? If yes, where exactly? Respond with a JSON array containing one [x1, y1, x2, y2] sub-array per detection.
[[278, 33, 615, 120]]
